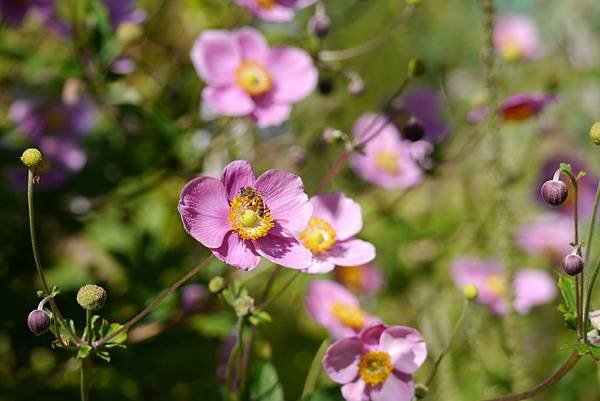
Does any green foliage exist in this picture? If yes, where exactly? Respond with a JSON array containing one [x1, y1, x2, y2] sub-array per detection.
[[557, 276, 578, 331], [247, 362, 285, 401]]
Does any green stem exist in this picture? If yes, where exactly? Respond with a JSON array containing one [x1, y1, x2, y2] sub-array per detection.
[[80, 358, 90, 401], [301, 339, 331, 399], [584, 180, 600, 265], [584, 256, 600, 344], [425, 298, 469, 387], [225, 317, 243, 401], [236, 318, 245, 401], [258, 271, 302, 310], [85, 310, 92, 344]]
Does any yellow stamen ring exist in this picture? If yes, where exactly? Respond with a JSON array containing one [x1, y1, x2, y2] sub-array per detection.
[[299, 217, 337, 254], [358, 351, 393, 387]]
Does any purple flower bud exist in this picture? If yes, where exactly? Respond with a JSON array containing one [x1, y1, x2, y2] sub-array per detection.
[[27, 310, 50, 336], [347, 74, 365, 96], [402, 117, 425, 142], [308, 13, 330, 38], [181, 284, 208, 314], [541, 180, 568, 206], [562, 253, 584, 276]]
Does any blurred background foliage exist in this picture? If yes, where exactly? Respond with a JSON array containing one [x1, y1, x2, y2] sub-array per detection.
[[1, 0, 600, 400]]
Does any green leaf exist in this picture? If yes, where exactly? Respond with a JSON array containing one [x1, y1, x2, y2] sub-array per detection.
[[105, 323, 128, 345], [558, 276, 577, 313], [577, 171, 587, 180], [248, 362, 284, 401], [301, 388, 345, 401], [96, 351, 111, 362], [77, 345, 92, 359], [36, 290, 45, 298], [560, 163, 572, 174]]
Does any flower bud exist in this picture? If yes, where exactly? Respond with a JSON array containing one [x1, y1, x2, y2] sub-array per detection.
[[589, 122, 600, 146], [402, 117, 425, 142], [76, 284, 107, 311], [318, 78, 334, 95], [562, 253, 584, 276], [233, 294, 255, 318], [27, 310, 50, 336], [209, 276, 226, 293], [414, 383, 429, 399], [463, 284, 479, 300], [541, 180, 568, 206], [408, 58, 426, 78], [308, 13, 330, 38], [346, 71, 364, 96], [20, 148, 43, 169]]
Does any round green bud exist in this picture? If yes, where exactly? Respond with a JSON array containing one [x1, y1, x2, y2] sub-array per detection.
[[414, 383, 429, 399], [408, 59, 426, 77], [76, 284, 107, 311], [233, 294, 255, 318], [20, 148, 43, 169], [589, 122, 600, 146], [208, 276, 226, 293], [463, 283, 479, 300]]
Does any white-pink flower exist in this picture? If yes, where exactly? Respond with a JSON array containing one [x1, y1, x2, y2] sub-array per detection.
[[190, 27, 318, 128], [516, 214, 572, 261], [234, 0, 316, 22], [494, 14, 541, 62]]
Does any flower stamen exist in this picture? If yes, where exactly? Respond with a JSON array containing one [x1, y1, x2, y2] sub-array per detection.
[[331, 303, 366, 329], [358, 351, 393, 387], [486, 274, 508, 298], [299, 217, 337, 254], [229, 188, 275, 240], [374, 151, 400, 175], [235, 61, 272, 96]]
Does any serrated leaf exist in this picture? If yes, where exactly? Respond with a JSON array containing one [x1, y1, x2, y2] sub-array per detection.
[[77, 345, 92, 359], [248, 362, 284, 401]]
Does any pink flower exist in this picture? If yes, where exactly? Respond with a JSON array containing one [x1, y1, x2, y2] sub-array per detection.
[[351, 114, 422, 190], [178, 160, 313, 270], [494, 15, 541, 62], [234, 0, 316, 22], [451, 257, 557, 315], [500, 92, 557, 121], [322, 323, 427, 401], [335, 263, 385, 296], [190, 27, 318, 128], [306, 280, 378, 339], [516, 214, 572, 261], [299, 193, 375, 274]]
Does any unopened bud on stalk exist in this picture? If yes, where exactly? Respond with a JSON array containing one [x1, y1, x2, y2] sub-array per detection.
[[209, 276, 226, 293], [233, 294, 255, 318], [562, 253, 584, 276], [308, 11, 330, 38], [27, 310, 50, 336], [414, 383, 429, 399], [463, 284, 479, 300], [408, 58, 426, 78], [541, 179, 568, 206], [318, 78, 334, 95], [589, 122, 600, 145], [402, 117, 425, 142], [20, 148, 43, 169], [76, 284, 107, 311]]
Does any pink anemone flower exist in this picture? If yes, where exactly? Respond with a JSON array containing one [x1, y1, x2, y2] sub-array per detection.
[[299, 193, 375, 274], [494, 15, 541, 62], [350, 113, 423, 190], [178, 160, 313, 271], [500, 92, 557, 121], [451, 257, 557, 315], [234, 0, 316, 22], [306, 280, 378, 339], [190, 27, 318, 128], [323, 323, 427, 401], [335, 263, 385, 296], [515, 214, 572, 262]]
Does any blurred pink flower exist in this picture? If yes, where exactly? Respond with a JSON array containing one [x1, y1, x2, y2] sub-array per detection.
[[306, 280, 378, 339], [180, 284, 208, 314], [494, 15, 541, 62], [322, 323, 427, 401], [299, 193, 375, 274], [335, 263, 385, 296], [234, 0, 316, 22], [516, 214, 572, 261], [451, 257, 556, 314], [350, 113, 422, 190], [190, 27, 317, 128], [467, 92, 556, 124], [178, 160, 313, 271]]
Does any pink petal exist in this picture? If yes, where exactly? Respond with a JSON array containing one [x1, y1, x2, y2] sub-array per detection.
[[513, 269, 557, 314], [322, 337, 363, 384], [178, 176, 231, 248], [254, 227, 312, 269], [269, 47, 318, 103], [371, 372, 415, 401], [251, 102, 292, 128], [325, 239, 376, 267], [304, 257, 336, 274], [220, 160, 256, 202], [202, 86, 254, 117], [341, 380, 369, 401], [191, 30, 240, 85], [235, 27, 269, 63], [310, 192, 363, 240], [212, 232, 261, 271], [379, 326, 427, 374], [255, 169, 312, 234], [359, 323, 386, 347]]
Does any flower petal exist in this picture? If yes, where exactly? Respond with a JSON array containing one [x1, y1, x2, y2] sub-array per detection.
[[254, 227, 312, 269], [325, 239, 376, 267], [370, 372, 415, 401], [178, 176, 231, 249], [304, 257, 336, 274], [220, 160, 256, 202], [235, 27, 269, 63], [310, 192, 363, 240], [322, 337, 364, 384], [191, 30, 240, 85], [513, 269, 557, 314], [379, 326, 427, 374], [202, 86, 254, 117], [269, 47, 318, 103], [212, 232, 261, 271], [251, 102, 292, 128], [341, 380, 369, 401], [255, 170, 312, 234]]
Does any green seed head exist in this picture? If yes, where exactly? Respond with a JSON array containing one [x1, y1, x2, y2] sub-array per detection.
[[589, 122, 600, 145], [20, 148, 43, 169], [76, 284, 107, 311], [463, 284, 479, 300]]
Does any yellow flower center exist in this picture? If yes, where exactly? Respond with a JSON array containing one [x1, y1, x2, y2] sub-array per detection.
[[501, 41, 522, 62], [331, 303, 366, 329], [486, 274, 508, 298], [229, 189, 275, 240], [358, 351, 393, 387], [335, 266, 365, 293], [257, 0, 275, 9], [235, 61, 272, 96], [374, 151, 400, 175], [299, 217, 337, 254]]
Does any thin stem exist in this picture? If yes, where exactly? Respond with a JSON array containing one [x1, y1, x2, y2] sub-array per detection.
[[225, 318, 243, 401], [584, 255, 600, 344], [85, 310, 92, 344], [425, 298, 469, 387], [584, 180, 600, 265], [80, 358, 90, 401], [94, 256, 211, 348], [301, 339, 331, 399], [236, 318, 246, 401], [479, 350, 581, 401], [257, 271, 302, 310]]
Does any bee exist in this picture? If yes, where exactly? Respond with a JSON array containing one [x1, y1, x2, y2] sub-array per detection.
[[240, 186, 270, 217]]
